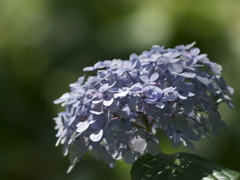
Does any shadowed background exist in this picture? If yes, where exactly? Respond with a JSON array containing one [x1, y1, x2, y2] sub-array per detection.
[[0, 0, 240, 179]]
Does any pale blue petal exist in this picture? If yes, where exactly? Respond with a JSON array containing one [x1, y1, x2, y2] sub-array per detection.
[[108, 100, 120, 112], [122, 61, 132, 69], [99, 84, 109, 92], [124, 120, 132, 131], [90, 129, 103, 142], [76, 122, 89, 133], [114, 90, 129, 98], [150, 72, 159, 82], [156, 102, 165, 109], [124, 151, 138, 164], [54, 93, 70, 104], [197, 76, 210, 84], [169, 58, 180, 63], [130, 53, 138, 61], [211, 63, 222, 74], [179, 72, 196, 78], [90, 110, 103, 115], [103, 98, 114, 106], [162, 95, 178, 101], [190, 48, 200, 56], [171, 133, 181, 147], [184, 42, 196, 49], [153, 86, 164, 93], [131, 139, 147, 153], [147, 141, 160, 155], [182, 139, 195, 150], [140, 75, 149, 83], [161, 87, 176, 93], [83, 66, 94, 71], [188, 92, 195, 97], [178, 94, 187, 100], [92, 99, 103, 104], [216, 120, 227, 130]]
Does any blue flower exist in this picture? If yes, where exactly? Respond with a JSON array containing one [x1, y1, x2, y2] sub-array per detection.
[[173, 77, 195, 99], [53, 42, 234, 172]]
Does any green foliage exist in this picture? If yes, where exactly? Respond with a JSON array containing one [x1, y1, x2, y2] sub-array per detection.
[[131, 153, 240, 180], [1, 0, 240, 179]]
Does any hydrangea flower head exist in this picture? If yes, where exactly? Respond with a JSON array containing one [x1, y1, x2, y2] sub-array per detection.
[[53, 42, 234, 172]]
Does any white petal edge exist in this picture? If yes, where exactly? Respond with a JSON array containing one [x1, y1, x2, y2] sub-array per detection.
[[76, 122, 89, 133], [90, 129, 103, 142]]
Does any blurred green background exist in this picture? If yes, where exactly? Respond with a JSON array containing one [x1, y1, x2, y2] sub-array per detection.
[[1, 0, 240, 179]]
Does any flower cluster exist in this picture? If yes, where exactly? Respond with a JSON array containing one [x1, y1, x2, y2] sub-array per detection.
[[54, 42, 234, 172]]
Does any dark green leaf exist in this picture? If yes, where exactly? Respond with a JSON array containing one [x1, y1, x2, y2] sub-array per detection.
[[131, 153, 240, 180]]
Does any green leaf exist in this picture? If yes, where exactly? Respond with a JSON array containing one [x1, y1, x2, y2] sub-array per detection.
[[131, 153, 240, 180]]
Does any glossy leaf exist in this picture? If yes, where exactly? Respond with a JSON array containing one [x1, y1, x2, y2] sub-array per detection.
[[131, 153, 240, 180]]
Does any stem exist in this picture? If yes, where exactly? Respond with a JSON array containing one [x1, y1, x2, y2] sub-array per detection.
[[127, 71, 135, 82], [184, 114, 203, 127], [141, 115, 151, 132], [132, 122, 145, 129]]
